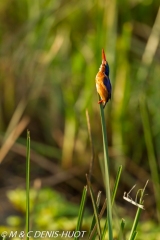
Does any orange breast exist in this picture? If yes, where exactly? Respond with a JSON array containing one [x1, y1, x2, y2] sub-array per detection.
[[95, 72, 108, 102]]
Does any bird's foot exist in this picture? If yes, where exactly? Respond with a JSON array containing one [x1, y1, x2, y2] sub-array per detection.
[[98, 100, 103, 104], [98, 100, 106, 108]]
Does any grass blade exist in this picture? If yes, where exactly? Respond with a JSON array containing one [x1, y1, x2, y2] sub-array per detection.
[[89, 199, 107, 240], [130, 231, 138, 240], [88, 191, 102, 239], [128, 207, 141, 240], [74, 186, 88, 240], [102, 165, 122, 239], [117, 218, 125, 240], [111, 165, 122, 206], [26, 130, 30, 240], [86, 175, 102, 240]]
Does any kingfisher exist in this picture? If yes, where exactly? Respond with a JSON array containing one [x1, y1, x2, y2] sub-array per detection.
[[95, 49, 111, 108]]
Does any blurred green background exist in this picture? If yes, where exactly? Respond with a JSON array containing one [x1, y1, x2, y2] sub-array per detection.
[[0, 0, 160, 239]]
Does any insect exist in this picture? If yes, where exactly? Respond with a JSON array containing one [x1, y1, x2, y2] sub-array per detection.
[[95, 49, 111, 108], [123, 185, 145, 210]]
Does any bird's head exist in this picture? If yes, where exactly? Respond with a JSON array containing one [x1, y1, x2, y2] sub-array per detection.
[[102, 49, 110, 77]]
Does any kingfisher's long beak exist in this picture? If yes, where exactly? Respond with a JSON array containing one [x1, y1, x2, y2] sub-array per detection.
[[102, 48, 106, 64]]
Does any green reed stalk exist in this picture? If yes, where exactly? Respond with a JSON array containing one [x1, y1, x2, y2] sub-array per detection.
[[99, 103, 113, 240]]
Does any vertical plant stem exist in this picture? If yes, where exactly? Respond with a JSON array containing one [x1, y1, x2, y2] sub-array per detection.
[[26, 130, 30, 240], [99, 103, 113, 240]]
